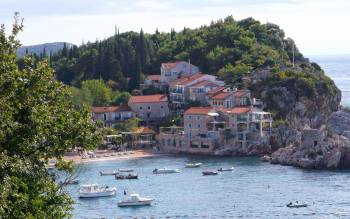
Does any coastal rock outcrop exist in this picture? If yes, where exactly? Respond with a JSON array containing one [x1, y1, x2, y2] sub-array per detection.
[[271, 128, 350, 169], [327, 110, 350, 137]]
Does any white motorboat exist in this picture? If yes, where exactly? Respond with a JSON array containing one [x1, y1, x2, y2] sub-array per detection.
[[78, 184, 117, 198], [185, 162, 202, 168], [99, 170, 118, 176], [118, 193, 153, 207], [152, 168, 181, 174], [118, 168, 134, 172], [218, 167, 234, 172]]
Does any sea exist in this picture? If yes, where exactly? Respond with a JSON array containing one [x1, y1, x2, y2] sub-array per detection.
[[310, 54, 350, 107], [66, 55, 350, 218]]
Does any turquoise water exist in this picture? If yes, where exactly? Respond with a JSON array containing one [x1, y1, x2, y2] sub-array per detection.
[[310, 54, 350, 107], [66, 156, 350, 218]]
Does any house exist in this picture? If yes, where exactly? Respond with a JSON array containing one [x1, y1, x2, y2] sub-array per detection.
[[157, 106, 273, 154], [92, 105, 134, 127], [128, 94, 170, 122], [209, 89, 251, 108], [188, 80, 221, 105], [160, 61, 199, 83], [140, 74, 165, 91], [169, 73, 224, 108]]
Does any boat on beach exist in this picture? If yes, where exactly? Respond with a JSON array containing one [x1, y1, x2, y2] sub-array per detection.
[[118, 193, 153, 207], [185, 162, 202, 168], [99, 170, 118, 176], [152, 168, 181, 174], [218, 167, 234, 172], [202, 171, 219, 176], [115, 173, 138, 180], [78, 184, 117, 198]]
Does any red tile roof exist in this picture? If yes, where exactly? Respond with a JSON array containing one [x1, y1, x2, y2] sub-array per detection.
[[92, 105, 132, 113], [136, 126, 156, 134], [169, 73, 205, 86], [190, 80, 219, 88], [221, 107, 251, 114], [161, 61, 198, 70], [146, 74, 161, 81], [184, 107, 214, 115], [128, 94, 168, 104], [207, 86, 225, 95], [235, 90, 250, 98], [212, 92, 233, 100]]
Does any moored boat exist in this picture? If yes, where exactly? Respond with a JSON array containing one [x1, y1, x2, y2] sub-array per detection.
[[185, 162, 202, 168], [59, 179, 79, 185], [115, 173, 138, 180], [118, 168, 134, 172], [152, 168, 181, 174], [286, 202, 308, 208], [78, 184, 117, 198], [99, 170, 118, 176], [118, 193, 153, 207], [202, 171, 219, 176], [218, 167, 234, 172]]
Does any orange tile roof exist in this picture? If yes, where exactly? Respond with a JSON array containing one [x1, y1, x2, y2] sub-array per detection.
[[184, 107, 214, 115], [92, 105, 132, 113], [147, 74, 161, 81], [161, 61, 198, 70], [212, 92, 233, 100], [129, 94, 168, 104], [207, 86, 225, 94], [190, 80, 219, 88], [235, 90, 250, 98], [169, 73, 205, 86], [136, 126, 156, 134], [221, 107, 251, 114]]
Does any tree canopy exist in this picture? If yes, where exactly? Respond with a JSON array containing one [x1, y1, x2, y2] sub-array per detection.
[[0, 14, 100, 218]]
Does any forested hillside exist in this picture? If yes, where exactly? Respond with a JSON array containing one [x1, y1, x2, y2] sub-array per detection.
[[49, 16, 302, 90]]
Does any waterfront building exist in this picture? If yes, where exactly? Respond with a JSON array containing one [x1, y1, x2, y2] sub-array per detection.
[[92, 105, 134, 128], [128, 94, 170, 122]]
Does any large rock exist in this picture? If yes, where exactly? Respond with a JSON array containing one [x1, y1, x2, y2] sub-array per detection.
[[327, 110, 350, 136]]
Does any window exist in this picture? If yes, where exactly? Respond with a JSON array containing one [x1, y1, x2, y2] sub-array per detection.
[[189, 132, 192, 139], [197, 124, 201, 128], [189, 123, 192, 128], [197, 116, 200, 120], [188, 115, 192, 120], [148, 106, 151, 110], [161, 105, 164, 109], [139, 106, 143, 110]]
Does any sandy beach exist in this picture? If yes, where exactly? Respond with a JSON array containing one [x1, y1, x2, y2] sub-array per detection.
[[63, 149, 161, 164]]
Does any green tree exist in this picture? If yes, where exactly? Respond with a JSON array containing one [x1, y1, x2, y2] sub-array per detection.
[[218, 63, 251, 87], [0, 14, 100, 218], [81, 79, 112, 106]]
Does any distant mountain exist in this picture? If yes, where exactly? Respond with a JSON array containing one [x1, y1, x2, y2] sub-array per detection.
[[16, 42, 74, 58]]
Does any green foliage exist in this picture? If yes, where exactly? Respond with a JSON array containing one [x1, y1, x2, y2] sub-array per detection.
[[0, 15, 100, 218], [343, 106, 350, 112], [218, 63, 251, 87], [115, 118, 141, 132], [142, 85, 164, 95], [48, 16, 306, 89]]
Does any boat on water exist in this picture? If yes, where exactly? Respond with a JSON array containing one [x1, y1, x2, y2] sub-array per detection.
[[286, 202, 308, 208], [202, 171, 219, 176], [185, 162, 202, 168], [152, 168, 181, 174], [218, 167, 234, 172], [118, 193, 153, 207], [99, 170, 118, 176], [118, 168, 134, 172], [115, 173, 138, 180], [78, 184, 117, 198], [59, 179, 79, 185]]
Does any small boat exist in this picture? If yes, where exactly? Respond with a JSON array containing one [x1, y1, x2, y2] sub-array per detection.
[[78, 184, 117, 198], [202, 171, 219, 176], [185, 162, 202, 168], [218, 167, 234, 172], [115, 173, 138, 180], [118, 193, 153, 207], [261, 155, 272, 162], [118, 168, 134, 172], [99, 170, 118, 176], [152, 168, 181, 174], [59, 179, 79, 185], [286, 202, 308, 208]]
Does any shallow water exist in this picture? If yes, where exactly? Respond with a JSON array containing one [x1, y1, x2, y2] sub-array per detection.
[[65, 156, 350, 218]]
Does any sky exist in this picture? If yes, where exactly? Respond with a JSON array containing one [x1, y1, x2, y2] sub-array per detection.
[[1, 0, 350, 55]]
